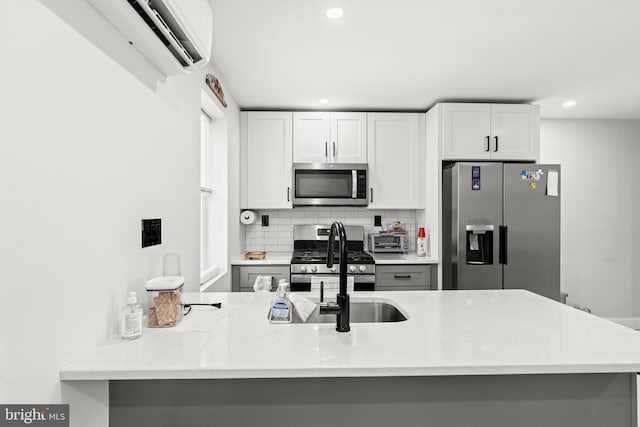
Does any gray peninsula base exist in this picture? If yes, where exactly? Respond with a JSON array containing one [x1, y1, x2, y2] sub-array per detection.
[[110, 373, 636, 427]]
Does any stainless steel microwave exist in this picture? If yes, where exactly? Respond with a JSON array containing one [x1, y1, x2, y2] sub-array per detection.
[[292, 163, 368, 206]]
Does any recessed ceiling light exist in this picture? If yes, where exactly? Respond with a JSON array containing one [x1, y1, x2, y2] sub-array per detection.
[[318, 99, 329, 104], [562, 100, 577, 108], [326, 8, 344, 19]]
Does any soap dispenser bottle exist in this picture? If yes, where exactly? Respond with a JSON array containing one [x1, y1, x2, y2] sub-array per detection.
[[120, 291, 143, 340], [269, 279, 292, 323]]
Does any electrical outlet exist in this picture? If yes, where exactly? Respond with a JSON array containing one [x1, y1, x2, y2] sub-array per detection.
[[374, 215, 382, 227], [261, 215, 269, 227], [142, 219, 161, 248]]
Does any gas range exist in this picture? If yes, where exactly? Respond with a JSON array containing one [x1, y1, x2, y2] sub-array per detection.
[[291, 249, 374, 263], [290, 225, 375, 291], [290, 250, 375, 274]]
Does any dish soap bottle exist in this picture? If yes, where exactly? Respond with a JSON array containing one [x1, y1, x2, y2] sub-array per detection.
[[417, 227, 427, 257], [120, 291, 143, 340], [269, 279, 292, 323]]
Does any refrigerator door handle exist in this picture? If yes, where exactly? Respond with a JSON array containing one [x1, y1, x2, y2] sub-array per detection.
[[499, 225, 507, 264]]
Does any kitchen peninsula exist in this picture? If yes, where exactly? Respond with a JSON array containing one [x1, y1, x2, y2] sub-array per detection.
[[61, 290, 640, 427]]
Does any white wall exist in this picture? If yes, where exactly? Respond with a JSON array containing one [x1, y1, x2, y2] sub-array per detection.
[[540, 119, 640, 319], [0, 0, 214, 413], [243, 208, 418, 252]]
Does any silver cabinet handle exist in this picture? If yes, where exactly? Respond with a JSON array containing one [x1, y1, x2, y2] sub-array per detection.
[[485, 136, 490, 152], [287, 187, 290, 202], [325, 141, 328, 159], [370, 188, 373, 203], [332, 141, 336, 159], [494, 136, 499, 152], [394, 275, 411, 279]]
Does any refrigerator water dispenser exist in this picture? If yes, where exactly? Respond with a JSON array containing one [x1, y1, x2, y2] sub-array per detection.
[[465, 225, 494, 265]]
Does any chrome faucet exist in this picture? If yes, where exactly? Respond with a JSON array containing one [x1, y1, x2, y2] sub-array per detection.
[[319, 221, 350, 332]]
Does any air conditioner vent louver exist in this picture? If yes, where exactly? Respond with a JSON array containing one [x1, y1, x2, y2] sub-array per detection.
[[126, 0, 202, 67], [88, 0, 212, 75]]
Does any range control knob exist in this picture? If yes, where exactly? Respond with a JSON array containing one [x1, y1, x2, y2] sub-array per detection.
[[310, 265, 318, 273], [300, 265, 307, 273], [330, 266, 337, 273], [349, 265, 357, 273], [359, 265, 367, 273]]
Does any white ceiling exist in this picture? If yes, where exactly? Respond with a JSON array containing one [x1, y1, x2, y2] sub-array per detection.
[[208, 0, 640, 119]]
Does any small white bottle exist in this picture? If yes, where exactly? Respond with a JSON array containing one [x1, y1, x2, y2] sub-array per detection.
[[417, 227, 427, 257], [120, 291, 143, 340], [269, 279, 292, 323]]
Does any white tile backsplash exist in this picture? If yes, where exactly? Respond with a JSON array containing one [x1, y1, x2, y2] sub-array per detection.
[[243, 208, 419, 252]]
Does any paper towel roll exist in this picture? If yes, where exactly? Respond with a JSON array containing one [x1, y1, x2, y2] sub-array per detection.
[[240, 210, 257, 225]]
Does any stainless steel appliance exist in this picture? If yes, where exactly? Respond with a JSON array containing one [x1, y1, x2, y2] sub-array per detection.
[[442, 162, 561, 300], [368, 233, 409, 253], [292, 163, 368, 206], [290, 225, 375, 291]]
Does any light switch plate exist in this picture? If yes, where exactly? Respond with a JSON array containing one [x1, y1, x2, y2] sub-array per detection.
[[142, 219, 161, 248]]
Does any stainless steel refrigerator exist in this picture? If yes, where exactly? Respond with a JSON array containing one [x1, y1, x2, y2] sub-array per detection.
[[442, 162, 561, 300]]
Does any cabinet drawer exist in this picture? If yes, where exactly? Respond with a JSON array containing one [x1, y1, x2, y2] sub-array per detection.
[[232, 265, 290, 292], [375, 265, 431, 290]]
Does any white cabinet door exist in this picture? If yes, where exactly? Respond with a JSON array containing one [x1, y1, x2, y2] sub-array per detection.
[[441, 103, 539, 161], [489, 104, 539, 161], [331, 112, 367, 163], [367, 113, 423, 209], [293, 112, 366, 163], [245, 112, 292, 209], [292, 112, 330, 163], [442, 103, 491, 160]]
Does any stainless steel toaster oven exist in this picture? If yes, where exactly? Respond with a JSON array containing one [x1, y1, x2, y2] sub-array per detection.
[[368, 233, 409, 253]]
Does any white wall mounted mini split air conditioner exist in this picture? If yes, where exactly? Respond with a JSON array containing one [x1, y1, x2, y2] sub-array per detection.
[[87, 0, 213, 76]]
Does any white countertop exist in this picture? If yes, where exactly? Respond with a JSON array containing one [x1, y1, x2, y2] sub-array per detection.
[[60, 290, 640, 381], [231, 252, 292, 265], [231, 252, 438, 265]]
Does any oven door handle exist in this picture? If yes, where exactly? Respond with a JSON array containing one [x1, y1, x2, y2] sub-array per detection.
[[289, 274, 375, 283]]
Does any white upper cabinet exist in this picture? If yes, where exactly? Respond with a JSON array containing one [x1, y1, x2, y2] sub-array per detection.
[[292, 112, 330, 163], [330, 112, 367, 163], [293, 112, 367, 163], [442, 103, 492, 160], [241, 111, 292, 209], [367, 113, 424, 209], [441, 103, 539, 161], [488, 104, 540, 160]]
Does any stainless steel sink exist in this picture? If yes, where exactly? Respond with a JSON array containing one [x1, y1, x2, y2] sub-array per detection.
[[291, 300, 408, 324]]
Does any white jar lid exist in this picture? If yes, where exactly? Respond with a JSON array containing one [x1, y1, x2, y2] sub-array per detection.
[[145, 276, 185, 291]]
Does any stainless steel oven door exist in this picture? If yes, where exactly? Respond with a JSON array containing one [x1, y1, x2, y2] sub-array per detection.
[[289, 274, 375, 292]]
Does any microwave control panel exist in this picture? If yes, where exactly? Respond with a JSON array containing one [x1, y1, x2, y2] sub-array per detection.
[[357, 171, 367, 198]]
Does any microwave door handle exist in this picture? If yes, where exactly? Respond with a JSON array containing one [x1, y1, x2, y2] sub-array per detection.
[[352, 170, 357, 198]]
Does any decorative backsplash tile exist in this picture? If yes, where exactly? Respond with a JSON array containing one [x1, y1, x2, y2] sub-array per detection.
[[244, 207, 418, 252]]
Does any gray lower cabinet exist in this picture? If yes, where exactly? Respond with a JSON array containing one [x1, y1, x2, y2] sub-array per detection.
[[232, 265, 290, 292], [375, 264, 437, 291]]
